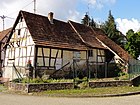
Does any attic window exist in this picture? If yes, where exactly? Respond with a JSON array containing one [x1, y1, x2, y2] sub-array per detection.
[[18, 29, 21, 35], [20, 17, 23, 22], [13, 30, 15, 33]]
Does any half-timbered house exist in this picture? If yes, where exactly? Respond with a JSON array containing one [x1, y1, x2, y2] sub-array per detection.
[[0, 28, 12, 76], [3, 11, 131, 80]]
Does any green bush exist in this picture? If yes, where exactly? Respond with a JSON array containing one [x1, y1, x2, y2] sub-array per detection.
[[11, 78, 23, 83], [11, 78, 73, 83]]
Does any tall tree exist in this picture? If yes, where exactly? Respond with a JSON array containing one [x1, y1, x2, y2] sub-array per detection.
[[104, 10, 116, 38], [90, 18, 97, 28], [101, 10, 125, 47], [81, 13, 97, 28], [125, 29, 140, 59], [81, 13, 91, 26]]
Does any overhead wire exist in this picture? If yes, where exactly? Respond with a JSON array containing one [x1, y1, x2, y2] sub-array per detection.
[[21, 1, 34, 10], [0, 0, 34, 30], [7, 0, 34, 17]]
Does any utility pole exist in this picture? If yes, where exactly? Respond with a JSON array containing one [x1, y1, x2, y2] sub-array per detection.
[[0, 15, 6, 30], [87, 3, 90, 26], [0, 15, 14, 31], [34, 0, 36, 14]]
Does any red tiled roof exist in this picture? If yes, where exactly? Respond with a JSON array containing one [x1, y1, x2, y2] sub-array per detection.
[[21, 11, 87, 50], [69, 21, 131, 63], [69, 21, 106, 49], [0, 28, 12, 41], [11, 11, 131, 63], [92, 28, 132, 62]]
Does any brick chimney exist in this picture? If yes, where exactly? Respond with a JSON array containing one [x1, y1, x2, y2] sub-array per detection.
[[48, 12, 54, 24]]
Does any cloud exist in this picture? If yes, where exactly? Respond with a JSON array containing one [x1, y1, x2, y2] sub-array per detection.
[[0, 0, 82, 31], [116, 18, 140, 35], [67, 10, 81, 22], [37, 0, 80, 21], [0, 0, 16, 8], [0, 0, 35, 30], [84, 0, 116, 9]]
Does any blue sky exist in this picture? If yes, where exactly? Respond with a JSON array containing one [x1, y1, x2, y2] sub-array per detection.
[[112, 0, 140, 19], [77, 0, 140, 34], [78, 0, 140, 20], [0, 0, 140, 34]]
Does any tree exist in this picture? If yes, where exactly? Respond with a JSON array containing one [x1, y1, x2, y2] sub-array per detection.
[[103, 10, 116, 38], [81, 13, 97, 28], [101, 10, 125, 47], [81, 13, 91, 26], [125, 29, 140, 59], [90, 18, 97, 28]]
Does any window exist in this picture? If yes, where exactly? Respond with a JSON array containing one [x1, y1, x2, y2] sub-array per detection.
[[97, 49, 105, 62], [20, 17, 23, 22], [18, 29, 21, 35], [73, 51, 81, 60], [88, 50, 93, 57]]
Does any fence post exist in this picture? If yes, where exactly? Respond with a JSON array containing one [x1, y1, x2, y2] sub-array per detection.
[[105, 62, 107, 78], [87, 60, 90, 83]]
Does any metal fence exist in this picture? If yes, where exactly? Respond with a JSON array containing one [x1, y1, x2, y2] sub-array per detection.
[[128, 58, 140, 80]]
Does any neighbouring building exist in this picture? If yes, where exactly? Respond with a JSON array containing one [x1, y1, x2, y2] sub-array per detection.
[[0, 28, 12, 76]]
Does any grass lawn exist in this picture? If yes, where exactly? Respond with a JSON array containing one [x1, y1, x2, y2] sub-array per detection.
[[40, 86, 140, 97], [1, 82, 140, 97], [0, 84, 7, 92]]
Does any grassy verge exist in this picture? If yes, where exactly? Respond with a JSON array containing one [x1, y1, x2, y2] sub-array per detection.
[[39, 86, 140, 97], [1, 83, 140, 97], [0, 84, 7, 92]]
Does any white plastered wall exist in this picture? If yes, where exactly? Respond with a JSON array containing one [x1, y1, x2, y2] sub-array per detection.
[[3, 17, 35, 80]]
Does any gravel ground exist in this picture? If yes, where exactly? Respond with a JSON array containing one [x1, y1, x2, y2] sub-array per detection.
[[0, 93, 140, 105]]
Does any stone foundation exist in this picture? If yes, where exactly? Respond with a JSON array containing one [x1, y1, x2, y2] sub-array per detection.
[[89, 80, 132, 88], [8, 82, 74, 93], [7, 80, 133, 93]]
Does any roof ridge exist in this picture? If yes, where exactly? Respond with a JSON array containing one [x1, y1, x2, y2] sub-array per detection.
[[20, 10, 68, 24]]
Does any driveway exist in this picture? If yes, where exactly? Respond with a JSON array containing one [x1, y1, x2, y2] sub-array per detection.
[[0, 93, 140, 105]]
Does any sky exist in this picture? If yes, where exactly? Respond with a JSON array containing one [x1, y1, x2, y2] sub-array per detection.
[[0, 0, 140, 35]]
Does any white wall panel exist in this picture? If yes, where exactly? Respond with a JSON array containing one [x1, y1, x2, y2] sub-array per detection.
[[37, 58, 44, 66], [45, 58, 49, 66], [43, 48, 50, 57], [15, 48, 19, 58], [38, 48, 42, 56], [51, 49, 57, 57], [63, 51, 73, 66]]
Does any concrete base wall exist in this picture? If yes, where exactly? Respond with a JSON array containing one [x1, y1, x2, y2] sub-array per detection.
[[89, 80, 132, 88], [8, 82, 74, 93]]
